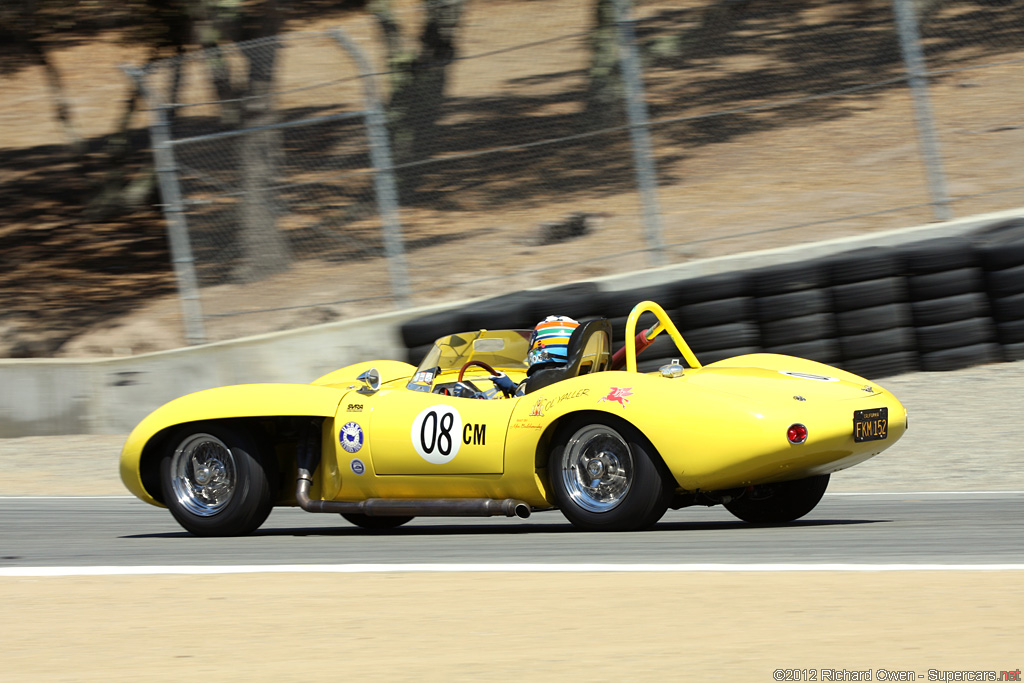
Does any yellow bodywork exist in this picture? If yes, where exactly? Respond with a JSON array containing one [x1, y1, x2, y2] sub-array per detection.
[[120, 302, 907, 509]]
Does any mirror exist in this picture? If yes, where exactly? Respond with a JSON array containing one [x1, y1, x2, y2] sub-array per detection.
[[357, 368, 381, 393]]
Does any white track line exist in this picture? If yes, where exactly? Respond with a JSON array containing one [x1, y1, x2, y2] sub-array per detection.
[[2, 563, 1024, 577], [827, 490, 1024, 495]]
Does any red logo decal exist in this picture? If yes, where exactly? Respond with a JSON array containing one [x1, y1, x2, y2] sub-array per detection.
[[600, 387, 633, 407], [530, 399, 545, 417]]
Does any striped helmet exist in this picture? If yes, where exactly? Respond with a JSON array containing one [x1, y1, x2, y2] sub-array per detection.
[[527, 315, 580, 369]]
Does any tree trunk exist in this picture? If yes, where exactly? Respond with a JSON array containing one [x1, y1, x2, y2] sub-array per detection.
[[231, 0, 289, 283], [374, 0, 466, 201], [584, 0, 625, 129]]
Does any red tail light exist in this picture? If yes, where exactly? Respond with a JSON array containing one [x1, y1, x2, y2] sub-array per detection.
[[787, 424, 808, 444]]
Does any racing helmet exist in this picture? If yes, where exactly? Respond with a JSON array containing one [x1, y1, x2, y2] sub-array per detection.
[[527, 315, 580, 371]]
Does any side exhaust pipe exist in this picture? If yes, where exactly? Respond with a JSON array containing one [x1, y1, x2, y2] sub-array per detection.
[[296, 478, 530, 518], [295, 423, 530, 519]]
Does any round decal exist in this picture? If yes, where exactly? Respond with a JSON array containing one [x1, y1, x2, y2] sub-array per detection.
[[350, 458, 365, 475], [411, 405, 462, 465], [340, 421, 364, 453], [779, 370, 839, 382]]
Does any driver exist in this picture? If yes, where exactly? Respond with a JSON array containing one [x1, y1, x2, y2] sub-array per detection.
[[487, 315, 580, 397]]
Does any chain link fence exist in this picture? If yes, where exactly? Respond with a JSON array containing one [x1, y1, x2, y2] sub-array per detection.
[[134, 0, 1024, 344]]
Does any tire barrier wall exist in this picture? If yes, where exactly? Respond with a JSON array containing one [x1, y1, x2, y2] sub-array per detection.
[[400, 218, 1024, 379], [2, 211, 1021, 437]]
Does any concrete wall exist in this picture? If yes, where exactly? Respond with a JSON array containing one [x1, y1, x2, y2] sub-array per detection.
[[2, 207, 1021, 437]]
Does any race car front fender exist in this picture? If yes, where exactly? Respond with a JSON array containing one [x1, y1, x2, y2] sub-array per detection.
[[119, 383, 347, 505]]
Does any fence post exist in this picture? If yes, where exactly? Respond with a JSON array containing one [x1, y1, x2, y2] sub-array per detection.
[[125, 65, 207, 345], [330, 29, 411, 307], [614, 0, 666, 266], [892, 0, 953, 221]]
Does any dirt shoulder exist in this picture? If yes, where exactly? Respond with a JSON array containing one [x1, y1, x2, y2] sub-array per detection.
[[3, 571, 1020, 681]]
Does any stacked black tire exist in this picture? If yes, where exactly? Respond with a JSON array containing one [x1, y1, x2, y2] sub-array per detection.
[[672, 272, 759, 366], [398, 219, 1024, 378], [748, 262, 838, 364], [824, 247, 918, 378], [976, 219, 1024, 362], [901, 237, 1001, 371]]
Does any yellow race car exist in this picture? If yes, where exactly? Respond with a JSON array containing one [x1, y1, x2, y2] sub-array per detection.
[[120, 302, 907, 536]]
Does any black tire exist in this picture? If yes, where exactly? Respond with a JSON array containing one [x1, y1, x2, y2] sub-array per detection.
[[675, 296, 754, 329], [536, 282, 603, 319], [764, 338, 841, 364], [462, 292, 537, 330], [835, 303, 912, 336], [548, 417, 671, 531], [401, 310, 467, 349], [754, 289, 830, 323], [901, 237, 978, 274], [985, 264, 1024, 298], [674, 271, 750, 305], [723, 474, 830, 523], [840, 351, 919, 379], [910, 293, 989, 327], [975, 218, 1024, 269], [601, 283, 679, 317], [838, 327, 916, 359], [920, 343, 1003, 372], [915, 317, 996, 354], [748, 263, 824, 295], [341, 514, 414, 530], [996, 319, 1024, 344], [160, 423, 276, 537], [980, 240, 1024, 270], [823, 248, 902, 286], [831, 277, 908, 311], [991, 292, 1024, 322], [907, 268, 985, 301], [760, 312, 835, 347], [685, 321, 761, 352], [1002, 341, 1024, 362]]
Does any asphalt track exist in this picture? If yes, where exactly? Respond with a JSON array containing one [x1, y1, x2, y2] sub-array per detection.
[[2, 491, 1022, 570]]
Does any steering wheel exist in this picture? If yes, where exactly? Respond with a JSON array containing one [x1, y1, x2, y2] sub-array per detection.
[[458, 360, 516, 398], [458, 360, 498, 382]]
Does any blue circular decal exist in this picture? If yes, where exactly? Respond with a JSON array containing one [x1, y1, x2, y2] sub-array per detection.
[[340, 422, 364, 454], [350, 458, 365, 475]]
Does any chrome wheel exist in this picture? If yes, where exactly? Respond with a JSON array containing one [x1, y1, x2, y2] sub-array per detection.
[[559, 424, 634, 513], [169, 433, 237, 517]]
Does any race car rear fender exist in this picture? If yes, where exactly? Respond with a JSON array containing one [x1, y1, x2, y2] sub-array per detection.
[[526, 409, 679, 504], [120, 383, 346, 506]]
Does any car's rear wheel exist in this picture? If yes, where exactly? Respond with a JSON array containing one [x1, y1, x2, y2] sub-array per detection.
[[341, 513, 414, 530], [723, 474, 830, 523], [160, 423, 276, 537], [549, 418, 671, 531]]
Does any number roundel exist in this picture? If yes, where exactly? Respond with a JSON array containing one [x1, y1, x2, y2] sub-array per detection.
[[411, 405, 463, 464]]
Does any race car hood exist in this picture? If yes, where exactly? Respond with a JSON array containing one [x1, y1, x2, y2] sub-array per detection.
[[686, 353, 884, 403]]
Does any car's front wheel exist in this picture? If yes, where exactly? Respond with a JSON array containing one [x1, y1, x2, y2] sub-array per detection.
[[549, 417, 671, 531], [160, 423, 276, 537], [723, 474, 830, 523]]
